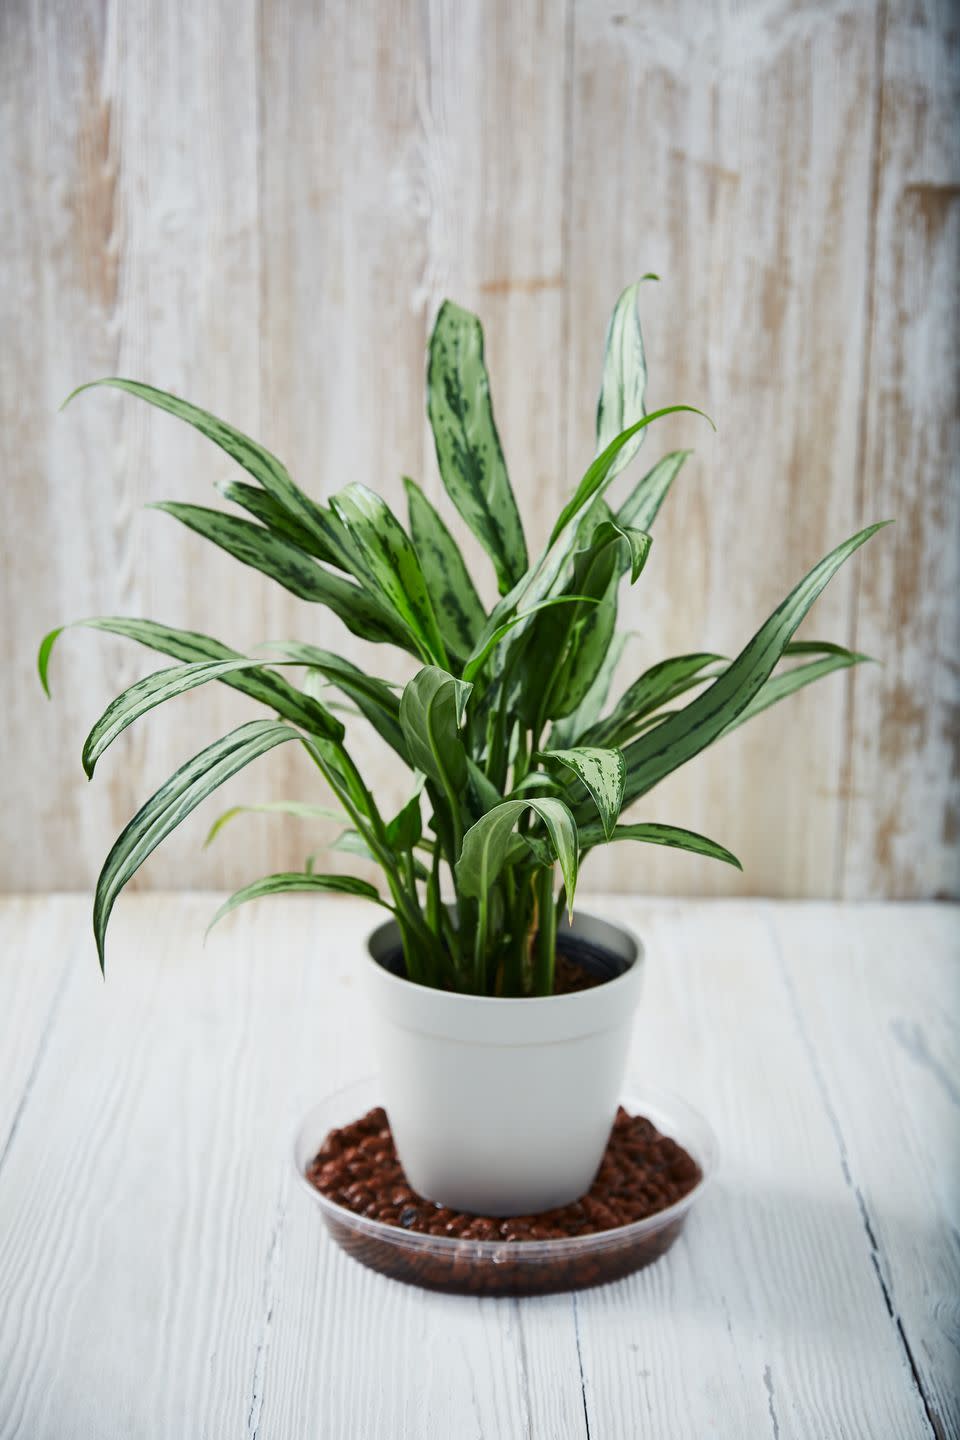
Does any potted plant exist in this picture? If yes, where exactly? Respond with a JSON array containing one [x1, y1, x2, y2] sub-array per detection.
[[40, 283, 885, 1217]]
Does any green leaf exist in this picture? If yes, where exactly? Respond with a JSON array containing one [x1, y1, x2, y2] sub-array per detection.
[[613, 522, 890, 812], [616, 450, 692, 531], [595, 281, 650, 481], [549, 632, 628, 748], [385, 787, 423, 850], [539, 747, 625, 841], [722, 650, 872, 735], [217, 479, 341, 565], [404, 477, 485, 659], [331, 483, 449, 667], [151, 502, 409, 649], [204, 801, 347, 848], [579, 821, 741, 870], [64, 378, 336, 557], [466, 756, 503, 817], [81, 657, 343, 778], [461, 594, 600, 685], [38, 617, 344, 737], [94, 719, 301, 970], [399, 667, 470, 794], [519, 514, 641, 725], [456, 797, 579, 912], [427, 300, 528, 594], [207, 871, 388, 935], [550, 406, 714, 546], [331, 829, 378, 863], [585, 652, 725, 747], [263, 643, 407, 761]]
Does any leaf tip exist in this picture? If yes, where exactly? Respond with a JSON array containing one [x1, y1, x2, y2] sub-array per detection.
[[38, 626, 64, 697]]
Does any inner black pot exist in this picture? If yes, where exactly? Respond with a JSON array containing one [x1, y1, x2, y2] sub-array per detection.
[[379, 929, 630, 988]]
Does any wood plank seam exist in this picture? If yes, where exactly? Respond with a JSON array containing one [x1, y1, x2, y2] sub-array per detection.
[[245, 1159, 291, 1440], [572, 1289, 593, 1440], [837, 0, 890, 899], [558, 0, 576, 501], [762, 909, 942, 1440]]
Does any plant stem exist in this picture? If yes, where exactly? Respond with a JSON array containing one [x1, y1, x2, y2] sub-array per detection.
[[532, 864, 557, 996]]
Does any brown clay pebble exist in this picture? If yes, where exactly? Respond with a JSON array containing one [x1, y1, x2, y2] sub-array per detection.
[[306, 1102, 703, 1296]]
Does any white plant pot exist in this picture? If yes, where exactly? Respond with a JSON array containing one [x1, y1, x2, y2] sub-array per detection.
[[363, 910, 644, 1216]]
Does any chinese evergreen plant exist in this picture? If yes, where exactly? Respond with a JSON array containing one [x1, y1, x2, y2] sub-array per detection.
[[40, 284, 885, 995]]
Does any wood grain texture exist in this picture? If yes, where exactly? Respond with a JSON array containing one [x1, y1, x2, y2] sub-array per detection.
[[841, 0, 960, 900], [2, 1, 957, 899], [773, 902, 960, 1439], [0, 893, 955, 1437]]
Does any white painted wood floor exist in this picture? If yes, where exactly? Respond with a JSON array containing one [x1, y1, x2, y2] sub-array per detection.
[[0, 894, 956, 1439]]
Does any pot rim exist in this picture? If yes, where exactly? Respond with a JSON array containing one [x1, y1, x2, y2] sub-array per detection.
[[365, 907, 643, 1009]]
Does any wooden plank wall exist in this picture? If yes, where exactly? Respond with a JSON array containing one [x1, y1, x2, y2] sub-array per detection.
[[2, 0, 957, 899]]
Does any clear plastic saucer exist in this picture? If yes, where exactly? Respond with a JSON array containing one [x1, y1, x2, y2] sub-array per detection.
[[293, 1076, 718, 1296]]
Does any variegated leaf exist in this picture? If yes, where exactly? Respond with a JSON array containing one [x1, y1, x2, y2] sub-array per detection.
[[64, 378, 336, 555], [38, 617, 342, 737], [539, 747, 625, 840], [616, 450, 692, 531], [263, 643, 407, 760], [331, 483, 449, 667], [427, 301, 528, 595], [207, 872, 388, 935], [94, 719, 301, 970], [151, 502, 410, 649], [722, 649, 871, 735], [585, 652, 725, 748], [549, 406, 713, 547], [549, 632, 628, 748], [81, 657, 342, 778], [217, 479, 341, 565], [404, 476, 485, 659], [595, 279, 653, 480], [611, 522, 890, 814], [579, 821, 741, 869]]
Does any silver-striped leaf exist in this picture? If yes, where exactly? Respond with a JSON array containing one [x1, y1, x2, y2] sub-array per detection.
[[548, 632, 628, 748], [427, 301, 528, 595], [64, 378, 336, 557], [39, 617, 342, 738], [584, 652, 726, 748], [539, 747, 625, 840], [217, 479, 341, 566], [613, 522, 890, 813], [207, 872, 388, 936], [595, 280, 651, 481], [81, 657, 342, 778], [263, 643, 407, 761], [722, 649, 872, 736], [579, 821, 741, 869], [616, 450, 692, 532], [331, 483, 449, 667], [549, 405, 713, 547], [94, 719, 301, 970], [151, 501, 410, 650], [404, 476, 485, 660]]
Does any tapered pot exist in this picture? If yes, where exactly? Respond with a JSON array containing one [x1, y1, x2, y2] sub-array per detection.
[[363, 911, 644, 1216]]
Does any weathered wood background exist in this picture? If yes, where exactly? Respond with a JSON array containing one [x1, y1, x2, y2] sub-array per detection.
[[2, 0, 957, 899]]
